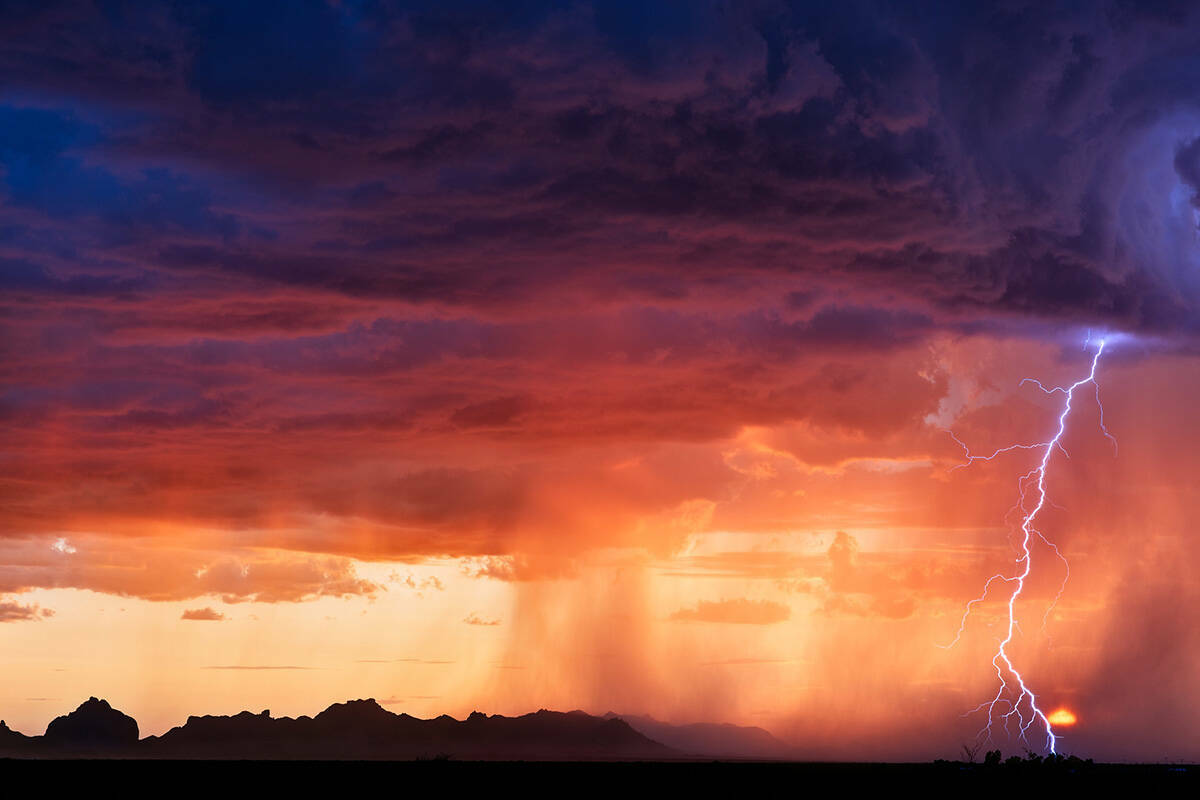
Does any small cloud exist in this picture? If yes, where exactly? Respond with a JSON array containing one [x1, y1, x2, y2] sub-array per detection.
[[181, 607, 226, 621], [464, 612, 500, 626], [670, 598, 791, 625], [51, 537, 77, 554], [388, 572, 446, 593], [461, 556, 519, 581], [0, 599, 54, 623]]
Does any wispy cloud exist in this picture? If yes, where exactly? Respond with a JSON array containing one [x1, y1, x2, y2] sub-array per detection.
[[181, 607, 226, 621]]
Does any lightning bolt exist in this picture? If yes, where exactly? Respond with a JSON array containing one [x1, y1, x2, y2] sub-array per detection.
[[943, 337, 1114, 755]]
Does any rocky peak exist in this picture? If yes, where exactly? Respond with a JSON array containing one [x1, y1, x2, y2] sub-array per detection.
[[43, 697, 139, 747]]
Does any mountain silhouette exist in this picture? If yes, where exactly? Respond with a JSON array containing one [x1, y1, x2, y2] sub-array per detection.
[[0, 697, 685, 760], [0, 697, 801, 760], [0, 719, 32, 755], [147, 701, 673, 759], [42, 697, 139, 752], [604, 712, 794, 760]]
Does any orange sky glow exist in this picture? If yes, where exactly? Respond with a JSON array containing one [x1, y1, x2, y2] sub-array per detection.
[[4, 335, 1198, 761]]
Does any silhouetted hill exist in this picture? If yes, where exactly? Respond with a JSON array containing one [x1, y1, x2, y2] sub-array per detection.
[[0, 697, 675, 760], [0, 719, 33, 756], [0, 697, 809, 761], [604, 712, 793, 760], [148, 700, 676, 760], [42, 697, 139, 752]]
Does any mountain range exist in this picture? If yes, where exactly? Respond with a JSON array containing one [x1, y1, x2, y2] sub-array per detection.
[[0, 697, 793, 761]]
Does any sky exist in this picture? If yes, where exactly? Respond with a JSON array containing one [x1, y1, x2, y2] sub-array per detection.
[[3, 0, 1200, 762]]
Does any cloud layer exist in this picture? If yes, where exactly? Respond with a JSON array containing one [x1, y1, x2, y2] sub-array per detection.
[[7, 1, 1200, 572]]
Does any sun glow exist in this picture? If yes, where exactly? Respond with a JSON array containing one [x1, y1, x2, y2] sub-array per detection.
[[1047, 708, 1078, 727]]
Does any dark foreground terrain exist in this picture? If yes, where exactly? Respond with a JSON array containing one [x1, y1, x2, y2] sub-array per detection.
[[0, 758, 1195, 798], [3, 698, 1195, 796], [1, 696, 788, 760]]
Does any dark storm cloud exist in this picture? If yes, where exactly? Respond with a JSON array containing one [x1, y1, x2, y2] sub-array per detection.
[[0, 105, 239, 245], [3, 1, 1200, 333]]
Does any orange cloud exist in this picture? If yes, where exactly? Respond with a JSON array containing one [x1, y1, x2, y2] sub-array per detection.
[[180, 607, 226, 621], [0, 538, 381, 604], [0, 598, 53, 623]]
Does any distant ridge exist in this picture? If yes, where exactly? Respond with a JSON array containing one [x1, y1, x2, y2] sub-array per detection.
[[0, 697, 690, 760], [604, 712, 794, 760]]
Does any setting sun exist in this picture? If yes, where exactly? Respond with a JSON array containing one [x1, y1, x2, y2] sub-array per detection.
[[1047, 709, 1078, 727]]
